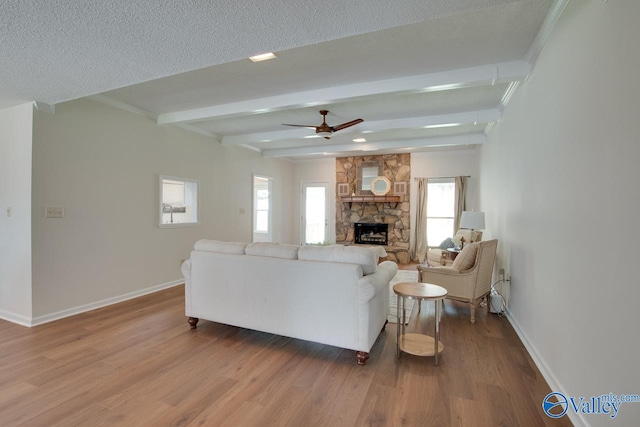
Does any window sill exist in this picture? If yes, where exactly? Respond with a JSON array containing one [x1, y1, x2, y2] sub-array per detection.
[[159, 222, 199, 229]]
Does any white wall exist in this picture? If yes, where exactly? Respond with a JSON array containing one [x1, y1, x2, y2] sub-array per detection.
[[292, 158, 336, 245], [31, 99, 294, 320], [409, 149, 480, 253], [479, 1, 640, 426], [0, 103, 33, 324]]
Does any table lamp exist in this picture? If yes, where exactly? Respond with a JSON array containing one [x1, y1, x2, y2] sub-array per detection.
[[459, 211, 485, 248]]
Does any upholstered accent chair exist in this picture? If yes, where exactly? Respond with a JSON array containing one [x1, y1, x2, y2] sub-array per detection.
[[426, 229, 483, 267], [417, 239, 498, 324]]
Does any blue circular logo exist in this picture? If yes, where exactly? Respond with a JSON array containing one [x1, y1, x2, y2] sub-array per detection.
[[543, 392, 568, 418]]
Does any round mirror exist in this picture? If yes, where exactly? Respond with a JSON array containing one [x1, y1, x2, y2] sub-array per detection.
[[370, 176, 391, 196]]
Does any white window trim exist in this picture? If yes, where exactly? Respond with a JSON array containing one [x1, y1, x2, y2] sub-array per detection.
[[253, 174, 273, 242], [159, 175, 200, 228]]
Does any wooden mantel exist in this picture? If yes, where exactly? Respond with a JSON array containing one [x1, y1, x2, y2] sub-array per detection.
[[340, 195, 401, 204], [341, 195, 401, 210]]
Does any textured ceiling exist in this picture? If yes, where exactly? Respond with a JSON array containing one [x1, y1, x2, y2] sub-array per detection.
[[0, 0, 560, 160]]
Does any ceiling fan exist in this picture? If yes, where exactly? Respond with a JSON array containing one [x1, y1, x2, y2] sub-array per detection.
[[283, 110, 363, 139]]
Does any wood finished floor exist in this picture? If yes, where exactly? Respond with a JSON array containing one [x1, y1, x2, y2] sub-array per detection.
[[0, 283, 571, 426]]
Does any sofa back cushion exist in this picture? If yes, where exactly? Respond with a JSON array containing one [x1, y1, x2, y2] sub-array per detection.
[[298, 245, 377, 275], [245, 242, 300, 260], [194, 239, 247, 255], [451, 242, 479, 271]]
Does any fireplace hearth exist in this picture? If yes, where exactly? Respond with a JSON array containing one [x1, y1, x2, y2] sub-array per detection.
[[354, 222, 388, 246]]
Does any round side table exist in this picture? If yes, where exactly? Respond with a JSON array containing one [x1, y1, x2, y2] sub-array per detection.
[[393, 282, 447, 366]]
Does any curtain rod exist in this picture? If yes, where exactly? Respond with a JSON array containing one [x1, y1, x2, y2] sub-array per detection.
[[413, 175, 470, 180]]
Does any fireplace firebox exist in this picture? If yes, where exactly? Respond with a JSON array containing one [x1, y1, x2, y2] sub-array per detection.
[[354, 222, 388, 246]]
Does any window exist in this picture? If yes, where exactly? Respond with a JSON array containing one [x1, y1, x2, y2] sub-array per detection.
[[253, 175, 272, 242], [426, 178, 455, 246], [159, 176, 198, 227]]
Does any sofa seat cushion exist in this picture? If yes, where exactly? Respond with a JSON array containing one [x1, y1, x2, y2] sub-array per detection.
[[245, 242, 300, 259], [194, 240, 247, 255], [298, 245, 377, 275]]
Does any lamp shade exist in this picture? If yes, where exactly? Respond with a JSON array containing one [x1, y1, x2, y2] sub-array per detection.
[[459, 211, 485, 230]]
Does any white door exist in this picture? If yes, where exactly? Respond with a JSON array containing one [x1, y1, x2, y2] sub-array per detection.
[[301, 182, 329, 245]]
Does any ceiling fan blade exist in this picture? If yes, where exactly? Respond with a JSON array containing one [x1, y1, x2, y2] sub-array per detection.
[[282, 123, 319, 129], [332, 118, 364, 132]]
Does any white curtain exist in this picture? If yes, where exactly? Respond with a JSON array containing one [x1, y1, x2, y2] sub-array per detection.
[[411, 178, 428, 263], [454, 176, 467, 233]]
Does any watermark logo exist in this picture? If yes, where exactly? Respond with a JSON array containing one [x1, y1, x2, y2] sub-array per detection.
[[543, 392, 569, 418], [543, 392, 640, 419]]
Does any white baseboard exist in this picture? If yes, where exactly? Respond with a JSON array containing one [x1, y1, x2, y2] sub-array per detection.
[[505, 309, 587, 427], [0, 309, 33, 327], [22, 279, 184, 327]]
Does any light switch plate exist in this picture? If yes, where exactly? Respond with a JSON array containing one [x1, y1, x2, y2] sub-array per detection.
[[45, 206, 64, 218]]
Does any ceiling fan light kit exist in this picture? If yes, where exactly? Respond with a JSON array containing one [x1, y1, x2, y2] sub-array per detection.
[[283, 110, 363, 140]]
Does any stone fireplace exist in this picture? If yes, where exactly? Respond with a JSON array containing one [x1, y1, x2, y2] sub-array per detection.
[[336, 154, 410, 264]]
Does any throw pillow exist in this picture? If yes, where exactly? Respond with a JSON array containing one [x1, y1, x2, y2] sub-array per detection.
[[451, 242, 479, 271], [438, 237, 455, 249]]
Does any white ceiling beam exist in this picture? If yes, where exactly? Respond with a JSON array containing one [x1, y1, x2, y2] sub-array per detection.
[[157, 61, 529, 125], [359, 109, 501, 133], [262, 134, 485, 158], [222, 128, 312, 145], [89, 94, 156, 119], [222, 109, 501, 146]]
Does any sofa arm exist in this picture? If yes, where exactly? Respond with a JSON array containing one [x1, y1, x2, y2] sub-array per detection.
[[181, 259, 191, 282], [358, 260, 398, 302]]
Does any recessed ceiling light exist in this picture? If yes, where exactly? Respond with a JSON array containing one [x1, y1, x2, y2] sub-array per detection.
[[249, 52, 277, 62], [353, 138, 367, 143]]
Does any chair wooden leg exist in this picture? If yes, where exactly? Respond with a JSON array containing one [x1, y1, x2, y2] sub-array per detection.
[[470, 304, 476, 324], [486, 294, 491, 313]]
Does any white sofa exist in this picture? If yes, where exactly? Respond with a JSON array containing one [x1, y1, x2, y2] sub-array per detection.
[[181, 240, 398, 365]]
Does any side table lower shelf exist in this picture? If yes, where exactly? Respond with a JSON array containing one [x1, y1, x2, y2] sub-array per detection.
[[399, 333, 444, 357]]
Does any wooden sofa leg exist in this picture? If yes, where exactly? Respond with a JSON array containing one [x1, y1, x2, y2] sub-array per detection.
[[355, 351, 369, 366], [188, 317, 199, 329]]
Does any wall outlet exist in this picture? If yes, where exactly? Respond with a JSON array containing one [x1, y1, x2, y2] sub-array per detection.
[[45, 206, 64, 218], [6, 206, 11, 217]]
